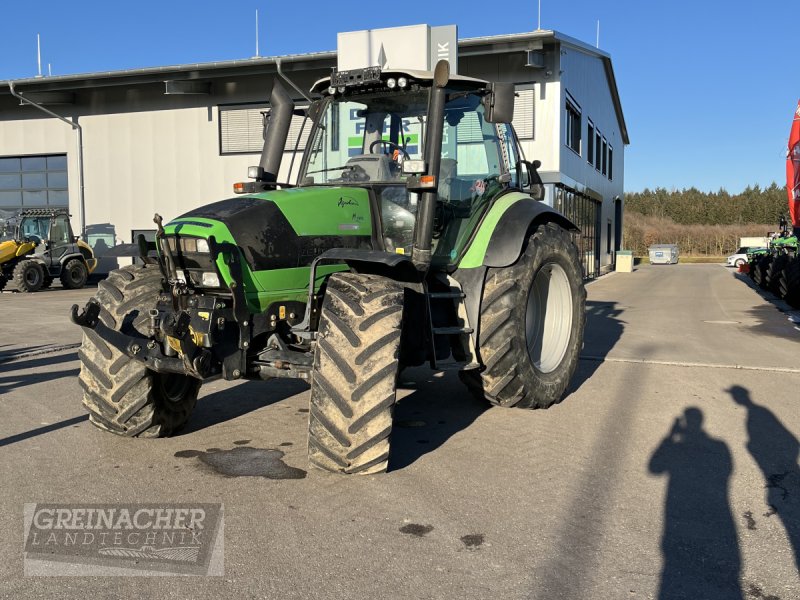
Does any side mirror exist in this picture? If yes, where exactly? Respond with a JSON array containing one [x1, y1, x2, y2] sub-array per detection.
[[483, 82, 515, 123], [518, 159, 545, 200]]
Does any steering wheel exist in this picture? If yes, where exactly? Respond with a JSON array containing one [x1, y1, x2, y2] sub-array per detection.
[[26, 234, 42, 244], [369, 140, 410, 160]]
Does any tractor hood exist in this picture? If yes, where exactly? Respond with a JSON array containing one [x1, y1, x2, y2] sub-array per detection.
[[167, 186, 374, 273], [0, 239, 35, 264]]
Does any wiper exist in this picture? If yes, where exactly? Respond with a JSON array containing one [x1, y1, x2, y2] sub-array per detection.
[[305, 165, 355, 176]]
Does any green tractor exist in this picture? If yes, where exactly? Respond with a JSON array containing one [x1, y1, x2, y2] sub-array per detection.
[[0, 208, 97, 292], [71, 62, 586, 474], [751, 217, 797, 298]]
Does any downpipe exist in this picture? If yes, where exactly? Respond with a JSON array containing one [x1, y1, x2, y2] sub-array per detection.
[[8, 82, 87, 240]]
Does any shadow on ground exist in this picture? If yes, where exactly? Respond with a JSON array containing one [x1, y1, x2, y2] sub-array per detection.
[[568, 300, 626, 394], [649, 406, 742, 599], [389, 369, 486, 471], [733, 272, 799, 341], [178, 379, 310, 435]]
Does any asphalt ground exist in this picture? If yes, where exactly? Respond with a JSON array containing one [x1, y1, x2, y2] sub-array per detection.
[[0, 264, 799, 599]]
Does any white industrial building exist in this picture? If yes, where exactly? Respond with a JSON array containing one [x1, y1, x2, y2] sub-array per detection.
[[0, 26, 627, 277]]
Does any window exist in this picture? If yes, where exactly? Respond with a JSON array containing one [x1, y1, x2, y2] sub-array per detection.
[[513, 87, 535, 139], [602, 138, 608, 176], [565, 94, 581, 154], [608, 146, 613, 180], [594, 131, 601, 170], [607, 220, 612, 254], [219, 103, 311, 154], [0, 154, 68, 211], [587, 121, 594, 164]]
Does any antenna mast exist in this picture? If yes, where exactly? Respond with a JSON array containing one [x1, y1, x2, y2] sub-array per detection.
[[596, 20, 600, 48], [254, 9, 260, 58], [36, 34, 42, 78], [537, 0, 542, 30]]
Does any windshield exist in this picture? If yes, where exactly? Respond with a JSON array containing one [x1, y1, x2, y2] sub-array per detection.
[[19, 217, 50, 242], [301, 90, 511, 189]]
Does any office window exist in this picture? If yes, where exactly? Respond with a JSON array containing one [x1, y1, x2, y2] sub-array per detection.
[[0, 154, 68, 211], [587, 121, 594, 164], [219, 103, 310, 155], [565, 95, 581, 154], [594, 131, 602, 170], [513, 87, 535, 139], [602, 138, 608, 176], [608, 146, 614, 180]]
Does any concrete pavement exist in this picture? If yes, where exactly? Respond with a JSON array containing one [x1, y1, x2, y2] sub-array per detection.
[[0, 264, 798, 599]]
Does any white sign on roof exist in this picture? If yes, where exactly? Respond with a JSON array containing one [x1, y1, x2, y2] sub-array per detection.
[[337, 24, 457, 73]]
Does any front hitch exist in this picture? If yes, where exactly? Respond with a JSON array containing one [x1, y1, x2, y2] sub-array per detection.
[[70, 300, 211, 379]]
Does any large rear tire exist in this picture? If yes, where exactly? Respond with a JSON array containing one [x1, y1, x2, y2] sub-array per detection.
[[461, 222, 586, 409], [779, 257, 800, 308], [307, 272, 404, 475], [753, 255, 772, 289], [13, 260, 44, 293], [79, 265, 201, 437], [766, 254, 787, 294], [60, 258, 88, 289]]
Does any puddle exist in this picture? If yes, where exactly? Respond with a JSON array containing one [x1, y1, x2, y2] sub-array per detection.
[[460, 533, 485, 549], [174, 447, 306, 479], [399, 523, 434, 537]]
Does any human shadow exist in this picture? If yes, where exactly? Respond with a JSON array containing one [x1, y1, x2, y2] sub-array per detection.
[[568, 300, 626, 394], [389, 368, 486, 471], [177, 378, 309, 435], [729, 385, 800, 572], [648, 407, 742, 600]]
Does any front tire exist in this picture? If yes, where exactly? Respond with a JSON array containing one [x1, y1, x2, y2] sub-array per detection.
[[308, 273, 404, 475], [13, 260, 44, 293], [779, 257, 800, 308], [60, 258, 88, 289], [79, 265, 200, 437], [461, 222, 586, 409]]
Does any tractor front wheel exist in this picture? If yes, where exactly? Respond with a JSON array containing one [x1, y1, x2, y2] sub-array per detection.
[[461, 222, 586, 409], [307, 272, 404, 475], [13, 260, 45, 293], [60, 258, 89, 289], [79, 265, 200, 437], [753, 255, 772, 289]]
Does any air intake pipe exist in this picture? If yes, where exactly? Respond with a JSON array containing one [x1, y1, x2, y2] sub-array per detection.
[[258, 80, 294, 183]]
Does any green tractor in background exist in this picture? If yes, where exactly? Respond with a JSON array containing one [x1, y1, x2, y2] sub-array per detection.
[[71, 61, 586, 474], [749, 216, 800, 307], [0, 208, 97, 292]]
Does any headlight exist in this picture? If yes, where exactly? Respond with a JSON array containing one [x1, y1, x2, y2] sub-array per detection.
[[397, 77, 408, 88], [201, 272, 220, 287], [386, 77, 397, 89], [195, 238, 210, 253]]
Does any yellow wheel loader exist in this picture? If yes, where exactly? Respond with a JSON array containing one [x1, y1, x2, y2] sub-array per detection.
[[0, 208, 96, 292]]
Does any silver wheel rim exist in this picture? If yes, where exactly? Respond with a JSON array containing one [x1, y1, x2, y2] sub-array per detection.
[[525, 262, 573, 374], [25, 268, 41, 286]]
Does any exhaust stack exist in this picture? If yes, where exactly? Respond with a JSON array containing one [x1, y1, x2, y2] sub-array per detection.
[[258, 80, 294, 183]]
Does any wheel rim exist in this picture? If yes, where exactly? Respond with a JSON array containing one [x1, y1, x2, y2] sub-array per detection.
[[156, 373, 193, 403], [525, 262, 573, 374], [25, 268, 41, 286], [70, 266, 83, 284]]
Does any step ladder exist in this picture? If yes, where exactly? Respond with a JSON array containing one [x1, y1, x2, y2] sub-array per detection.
[[425, 275, 480, 371]]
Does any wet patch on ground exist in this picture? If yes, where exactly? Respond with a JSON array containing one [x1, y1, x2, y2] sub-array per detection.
[[233, 439, 251, 445], [743, 511, 757, 530], [460, 533, 485, 550], [399, 523, 434, 537], [174, 447, 306, 479]]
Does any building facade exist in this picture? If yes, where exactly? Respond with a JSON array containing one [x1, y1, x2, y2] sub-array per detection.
[[0, 28, 627, 276]]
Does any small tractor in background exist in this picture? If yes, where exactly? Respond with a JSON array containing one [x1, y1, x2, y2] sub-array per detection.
[[71, 60, 586, 475], [0, 208, 97, 292]]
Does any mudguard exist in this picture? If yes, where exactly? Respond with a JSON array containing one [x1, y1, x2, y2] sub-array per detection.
[[459, 191, 578, 269]]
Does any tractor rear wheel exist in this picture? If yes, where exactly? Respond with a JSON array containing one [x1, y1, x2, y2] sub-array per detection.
[[13, 260, 44, 293], [766, 254, 787, 294], [779, 257, 800, 308], [753, 255, 772, 289], [307, 272, 404, 475], [79, 265, 200, 437], [60, 258, 88, 289], [461, 222, 586, 409]]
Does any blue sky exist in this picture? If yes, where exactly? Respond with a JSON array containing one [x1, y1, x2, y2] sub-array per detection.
[[0, 0, 795, 194]]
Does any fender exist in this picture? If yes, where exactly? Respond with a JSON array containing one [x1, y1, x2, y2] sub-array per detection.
[[459, 191, 578, 269]]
